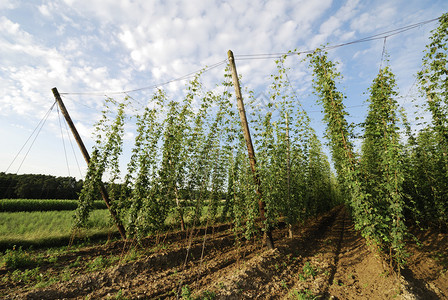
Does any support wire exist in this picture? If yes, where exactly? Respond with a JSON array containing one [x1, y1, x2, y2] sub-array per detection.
[[5, 101, 57, 174]]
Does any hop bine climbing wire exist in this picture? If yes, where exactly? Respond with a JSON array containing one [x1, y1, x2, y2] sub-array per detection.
[[52, 87, 127, 240], [44, 14, 448, 266]]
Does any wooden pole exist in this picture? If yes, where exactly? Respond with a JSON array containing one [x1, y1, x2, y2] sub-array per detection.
[[285, 112, 292, 238], [227, 50, 274, 249], [52, 87, 127, 240]]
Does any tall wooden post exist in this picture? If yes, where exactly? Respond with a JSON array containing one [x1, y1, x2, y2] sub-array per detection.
[[52, 87, 127, 240], [227, 50, 274, 249], [285, 112, 292, 238]]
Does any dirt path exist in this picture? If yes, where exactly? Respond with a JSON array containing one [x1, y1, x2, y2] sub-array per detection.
[[3, 205, 447, 299], [401, 227, 448, 299]]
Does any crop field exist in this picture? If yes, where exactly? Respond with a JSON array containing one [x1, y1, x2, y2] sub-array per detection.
[[0, 199, 106, 212], [0, 198, 117, 251], [0, 209, 114, 250], [2, 12, 448, 300], [0, 206, 447, 299], [0, 199, 222, 251]]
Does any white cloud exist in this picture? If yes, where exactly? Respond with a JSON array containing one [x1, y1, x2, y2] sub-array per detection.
[[310, 0, 361, 48], [340, 31, 356, 41], [38, 4, 51, 17], [351, 12, 371, 33], [0, 14, 131, 121], [109, 0, 335, 89], [0, 0, 16, 10], [350, 2, 397, 34], [0, 16, 22, 36], [1, 0, 447, 178]]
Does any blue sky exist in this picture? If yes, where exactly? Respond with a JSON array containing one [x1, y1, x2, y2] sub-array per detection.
[[1, 0, 447, 180]]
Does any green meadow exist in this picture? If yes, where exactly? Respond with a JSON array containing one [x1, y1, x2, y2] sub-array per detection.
[[0, 209, 115, 250]]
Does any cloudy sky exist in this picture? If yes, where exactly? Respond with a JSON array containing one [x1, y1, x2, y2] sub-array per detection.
[[1, 0, 446, 180]]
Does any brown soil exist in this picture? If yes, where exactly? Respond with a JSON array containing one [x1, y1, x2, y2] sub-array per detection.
[[1, 205, 447, 299]]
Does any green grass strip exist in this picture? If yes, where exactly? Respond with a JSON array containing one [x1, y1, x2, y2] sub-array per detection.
[[0, 210, 116, 250], [0, 199, 106, 212]]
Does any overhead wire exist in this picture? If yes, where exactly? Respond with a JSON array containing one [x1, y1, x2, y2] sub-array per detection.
[[5, 101, 57, 174], [57, 105, 71, 177], [60, 60, 227, 96], [273, 17, 438, 117], [0, 11, 439, 198], [278, 60, 319, 125], [235, 17, 440, 59], [379, 37, 388, 72], [62, 111, 84, 179], [53, 16, 439, 105]]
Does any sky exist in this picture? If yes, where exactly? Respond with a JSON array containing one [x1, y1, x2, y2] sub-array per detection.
[[1, 0, 447, 180]]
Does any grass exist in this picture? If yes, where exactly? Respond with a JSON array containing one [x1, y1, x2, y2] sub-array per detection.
[[0, 200, 226, 251], [0, 199, 106, 212], [180, 285, 216, 300], [1, 246, 40, 269], [1, 246, 74, 288], [0, 209, 116, 250], [2, 264, 73, 289], [86, 255, 120, 271], [289, 289, 317, 300], [0, 246, 140, 293], [300, 262, 317, 280]]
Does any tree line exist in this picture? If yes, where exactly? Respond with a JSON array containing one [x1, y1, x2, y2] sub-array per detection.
[[0, 172, 227, 201], [0, 172, 83, 199]]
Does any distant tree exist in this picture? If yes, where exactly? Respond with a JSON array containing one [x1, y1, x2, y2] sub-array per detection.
[[0, 172, 83, 199]]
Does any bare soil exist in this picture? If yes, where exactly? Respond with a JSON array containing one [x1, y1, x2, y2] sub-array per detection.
[[1, 205, 447, 299]]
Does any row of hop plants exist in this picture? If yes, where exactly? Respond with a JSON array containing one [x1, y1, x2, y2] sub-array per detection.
[[74, 62, 337, 245], [74, 13, 448, 269], [410, 12, 448, 231], [249, 56, 336, 239], [306, 13, 448, 270]]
